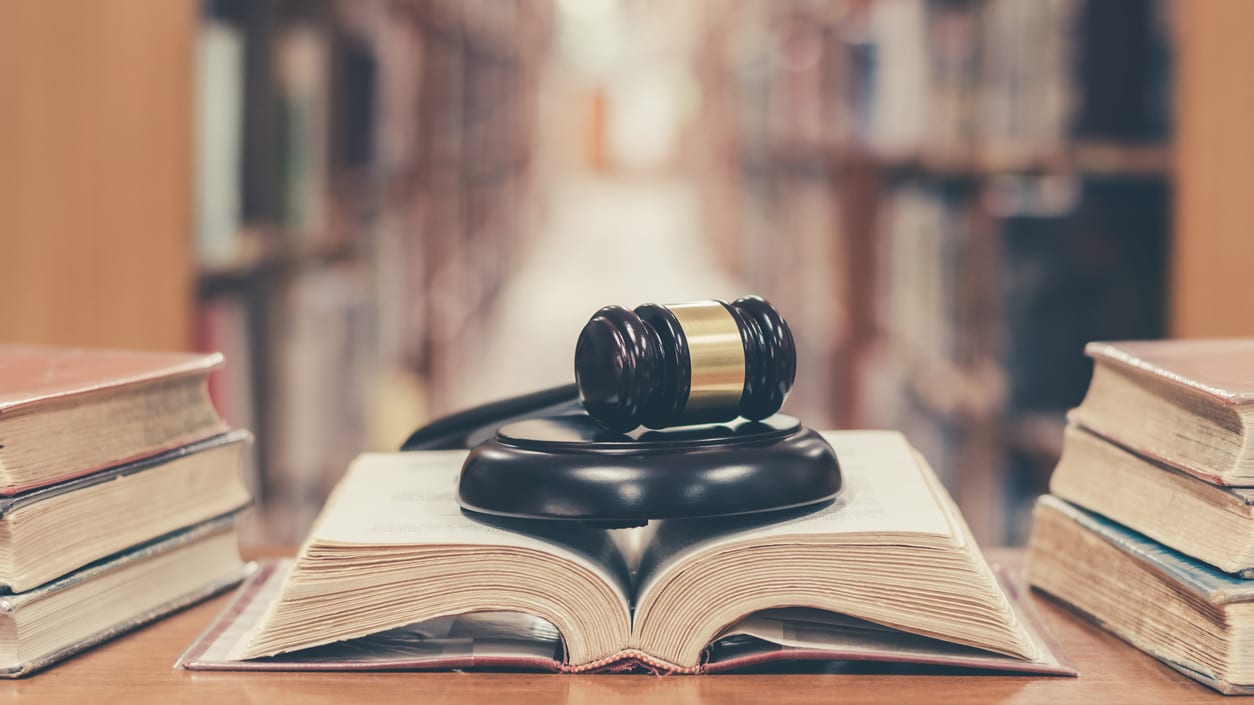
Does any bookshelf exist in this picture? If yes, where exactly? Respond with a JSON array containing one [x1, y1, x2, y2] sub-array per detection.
[[194, 0, 550, 542], [694, 0, 1174, 544], [4, 0, 1246, 549]]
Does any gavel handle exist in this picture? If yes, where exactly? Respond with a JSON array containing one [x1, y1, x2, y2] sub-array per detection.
[[400, 383, 582, 451]]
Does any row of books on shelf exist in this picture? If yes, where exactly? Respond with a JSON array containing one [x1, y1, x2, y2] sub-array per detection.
[[198, 258, 398, 543], [197, 5, 343, 266], [193, 0, 549, 542], [732, 173, 846, 426], [859, 174, 1168, 539], [697, 0, 1173, 420], [722, 0, 1171, 158], [197, 0, 544, 269], [1027, 338, 1254, 695], [868, 174, 1168, 408], [721, 161, 1170, 502], [0, 346, 253, 676]]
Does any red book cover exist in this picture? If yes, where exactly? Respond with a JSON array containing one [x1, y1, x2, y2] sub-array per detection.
[[1084, 339, 1254, 406], [1071, 339, 1254, 486], [0, 344, 223, 416], [0, 344, 228, 494]]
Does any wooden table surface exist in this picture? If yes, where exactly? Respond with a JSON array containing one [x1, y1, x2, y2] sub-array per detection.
[[0, 549, 1231, 704]]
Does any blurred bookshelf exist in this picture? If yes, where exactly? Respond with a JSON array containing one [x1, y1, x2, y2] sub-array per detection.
[[693, 0, 1175, 544], [193, 0, 551, 542], [6, 0, 1254, 550]]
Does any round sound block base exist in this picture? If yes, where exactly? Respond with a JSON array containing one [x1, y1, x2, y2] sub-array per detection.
[[457, 413, 841, 528]]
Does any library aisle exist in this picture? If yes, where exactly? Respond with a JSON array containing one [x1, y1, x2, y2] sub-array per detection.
[[447, 174, 743, 408], [19, 0, 1252, 550]]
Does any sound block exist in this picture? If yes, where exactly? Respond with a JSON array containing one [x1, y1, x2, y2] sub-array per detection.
[[457, 413, 841, 528]]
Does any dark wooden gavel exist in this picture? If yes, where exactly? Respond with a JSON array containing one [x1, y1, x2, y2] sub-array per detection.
[[575, 296, 796, 432]]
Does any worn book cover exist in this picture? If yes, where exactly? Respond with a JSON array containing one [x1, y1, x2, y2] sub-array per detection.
[[0, 344, 229, 494], [1049, 424, 1254, 577], [1083, 339, 1254, 406], [0, 344, 223, 418], [0, 431, 251, 526], [1070, 338, 1254, 486], [0, 513, 250, 678], [1028, 495, 1254, 695], [0, 430, 252, 593]]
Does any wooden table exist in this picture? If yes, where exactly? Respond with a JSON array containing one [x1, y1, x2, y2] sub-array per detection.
[[0, 549, 1230, 704]]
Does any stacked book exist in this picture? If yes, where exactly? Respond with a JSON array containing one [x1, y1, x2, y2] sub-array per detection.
[[1026, 339, 1254, 694], [0, 344, 253, 676]]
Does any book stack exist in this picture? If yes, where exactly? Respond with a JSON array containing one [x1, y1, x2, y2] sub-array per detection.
[[0, 345, 253, 677], [1026, 339, 1254, 694]]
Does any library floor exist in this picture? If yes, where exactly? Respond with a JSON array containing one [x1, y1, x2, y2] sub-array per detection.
[[448, 174, 743, 406]]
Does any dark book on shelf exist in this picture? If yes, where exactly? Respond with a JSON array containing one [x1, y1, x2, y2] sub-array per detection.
[[331, 30, 377, 171], [1074, 0, 1173, 141], [996, 176, 1168, 417]]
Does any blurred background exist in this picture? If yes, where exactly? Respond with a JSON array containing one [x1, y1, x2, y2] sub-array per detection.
[[2, 0, 1251, 547]]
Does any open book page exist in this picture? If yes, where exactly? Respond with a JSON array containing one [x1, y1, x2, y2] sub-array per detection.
[[233, 451, 635, 662], [183, 560, 565, 669], [636, 430, 954, 597], [714, 608, 1007, 662], [181, 558, 1071, 675], [629, 430, 1041, 668], [704, 590, 1070, 676], [309, 451, 632, 607], [227, 433, 1042, 670]]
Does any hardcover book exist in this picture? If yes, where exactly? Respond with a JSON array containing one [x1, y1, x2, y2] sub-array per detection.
[[0, 345, 228, 495], [0, 431, 253, 592], [0, 513, 249, 678], [1069, 338, 1254, 486], [180, 431, 1072, 676], [1027, 495, 1254, 695], [1050, 424, 1254, 577]]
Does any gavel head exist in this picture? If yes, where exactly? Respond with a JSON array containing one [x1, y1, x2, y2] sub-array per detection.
[[574, 296, 797, 432]]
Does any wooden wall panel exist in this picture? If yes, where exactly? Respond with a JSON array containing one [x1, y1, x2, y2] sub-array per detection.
[[0, 0, 196, 350], [1172, 0, 1254, 338]]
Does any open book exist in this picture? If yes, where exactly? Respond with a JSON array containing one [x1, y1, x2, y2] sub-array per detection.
[[182, 431, 1069, 675]]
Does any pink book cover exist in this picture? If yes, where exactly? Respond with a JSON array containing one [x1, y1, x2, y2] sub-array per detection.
[[0, 344, 228, 494], [1073, 339, 1254, 486], [177, 560, 1075, 677], [1083, 339, 1254, 406], [0, 344, 224, 416]]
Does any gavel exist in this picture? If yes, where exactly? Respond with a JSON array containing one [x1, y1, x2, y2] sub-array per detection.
[[575, 296, 796, 432], [404, 294, 836, 525]]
